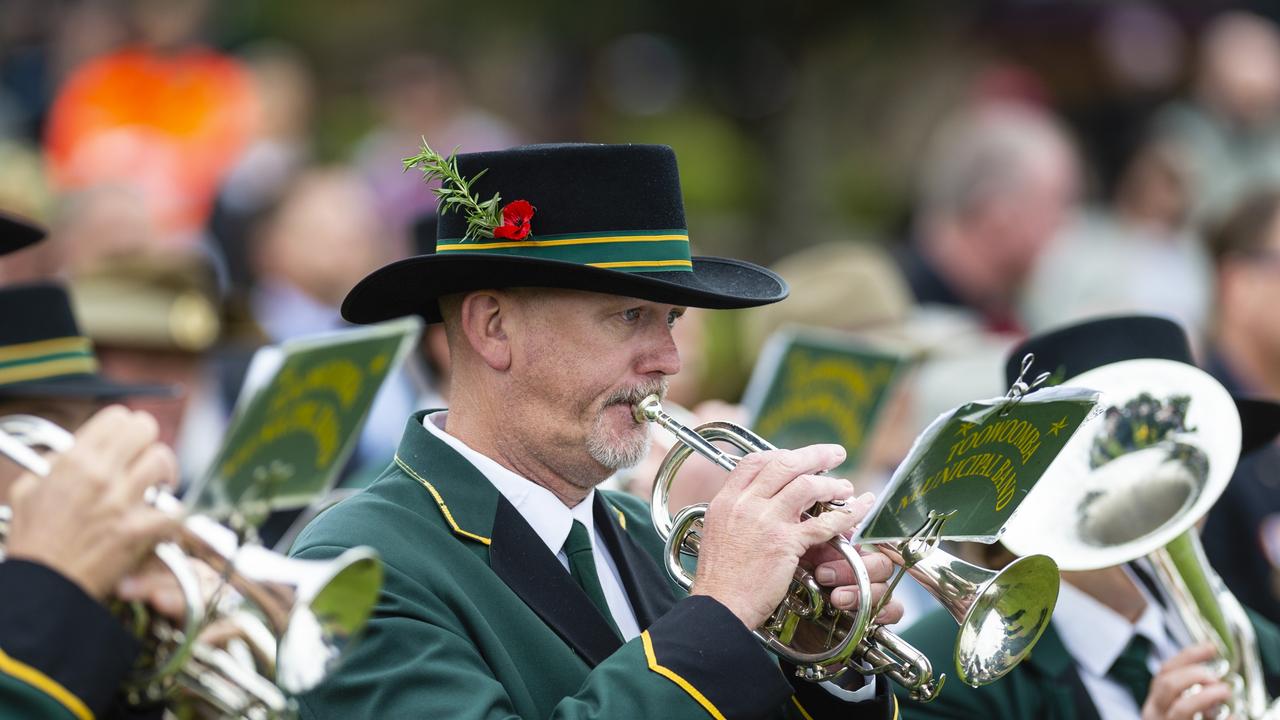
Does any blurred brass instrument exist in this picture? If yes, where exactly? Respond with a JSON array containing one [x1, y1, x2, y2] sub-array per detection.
[[634, 395, 1060, 702], [0, 414, 383, 719], [1001, 359, 1280, 719]]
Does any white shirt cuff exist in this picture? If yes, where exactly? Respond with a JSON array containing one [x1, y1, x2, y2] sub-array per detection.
[[819, 675, 878, 702]]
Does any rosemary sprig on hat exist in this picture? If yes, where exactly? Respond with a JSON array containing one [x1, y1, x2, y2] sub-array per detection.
[[404, 140, 503, 240]]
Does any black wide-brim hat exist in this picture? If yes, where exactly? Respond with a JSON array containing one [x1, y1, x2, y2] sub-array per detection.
[[1006, 315, 1280, 456], [343, 143, 788, 324], [0, 283, 175, 400], [0, 213, 44, 256]]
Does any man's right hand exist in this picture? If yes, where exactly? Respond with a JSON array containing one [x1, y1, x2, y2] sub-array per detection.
[[1141, 643, 1235, 720], [688, 444, 861, 629], [6, 405, 181, 602]]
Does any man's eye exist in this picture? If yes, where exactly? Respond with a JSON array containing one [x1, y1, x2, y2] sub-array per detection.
[[621, 308, 643, 323], [667, 310, 683, 328]]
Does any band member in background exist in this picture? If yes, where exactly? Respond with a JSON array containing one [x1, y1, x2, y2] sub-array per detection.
[[0, 218, 182, 720], [1202, 189, 1280, 626], [291, 143, 904, 719], [895, 315, 1280, 720]]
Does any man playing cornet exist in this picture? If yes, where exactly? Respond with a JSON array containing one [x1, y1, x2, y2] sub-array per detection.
[[290, 143, 904, 719]]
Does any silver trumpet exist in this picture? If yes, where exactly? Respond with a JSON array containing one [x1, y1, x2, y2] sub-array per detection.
[[1001, 359, 1280, 719], [634, 395, 1060, 702], [0, 414, 383, 719]]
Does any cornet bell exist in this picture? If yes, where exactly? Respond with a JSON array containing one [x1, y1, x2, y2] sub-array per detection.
[[226, 541, 384, 694], [278, 548, 383, 693], [948, 554, 1059, 687]]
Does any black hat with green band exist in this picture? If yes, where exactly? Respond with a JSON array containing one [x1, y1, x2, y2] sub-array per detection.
[[0, 283, 175, 399], [342, 143, 789, 324], [1006, 315, 1280, 456], [0, 213, 44, 256]]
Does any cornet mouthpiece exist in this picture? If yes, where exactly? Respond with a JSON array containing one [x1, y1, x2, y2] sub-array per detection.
[[633, 394, 663, 424]]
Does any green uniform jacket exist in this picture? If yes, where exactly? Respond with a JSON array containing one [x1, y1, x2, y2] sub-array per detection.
[[893, 603, 1280, 719], [291, 412, 900, 720]]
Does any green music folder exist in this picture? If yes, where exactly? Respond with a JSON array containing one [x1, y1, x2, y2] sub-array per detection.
[[188, 316, 421, 523], [742, 326, 910, 477], [855, 385, 1099, 543]]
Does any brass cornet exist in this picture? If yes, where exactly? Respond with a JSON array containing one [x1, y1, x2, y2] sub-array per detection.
[[0, 414, 383, 719], [634, 395, 1060, 702]]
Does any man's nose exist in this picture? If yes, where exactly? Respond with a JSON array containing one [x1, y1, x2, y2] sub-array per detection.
[[638, 327, 681, 378]]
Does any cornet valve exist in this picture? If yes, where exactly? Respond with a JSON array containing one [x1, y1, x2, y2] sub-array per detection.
[[796, 664, 844, 683]]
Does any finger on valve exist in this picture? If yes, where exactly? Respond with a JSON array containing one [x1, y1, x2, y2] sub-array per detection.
[[746, 445, 846, 499], [117, 553, 221, 624], [1142, 643, 1230, 720]]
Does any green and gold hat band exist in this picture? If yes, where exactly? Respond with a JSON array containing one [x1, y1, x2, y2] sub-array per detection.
[[435, 230, 693, 274], [0, 336, 98, 386]]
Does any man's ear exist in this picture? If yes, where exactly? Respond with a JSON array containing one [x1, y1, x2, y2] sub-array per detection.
[[458, 291, 512, 371]]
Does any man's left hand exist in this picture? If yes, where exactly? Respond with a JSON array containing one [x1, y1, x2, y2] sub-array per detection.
[[117, 555, 223, 624], [807, 494, 905, 626]]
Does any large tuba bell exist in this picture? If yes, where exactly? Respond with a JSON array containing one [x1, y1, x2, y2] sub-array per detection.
[[0, 414, 383, 719], [634, 395, 1060, 702], [1001, 359, 1280, 719]]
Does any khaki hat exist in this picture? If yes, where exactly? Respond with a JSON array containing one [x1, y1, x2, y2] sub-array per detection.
[[742, 241, 989, 358], [742, 240, 1014, 432], [69, 253, 222, 352]]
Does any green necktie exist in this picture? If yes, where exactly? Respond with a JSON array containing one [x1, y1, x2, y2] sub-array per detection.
[[563, 520, 622, 638], [1108, 634, 1154, 707]]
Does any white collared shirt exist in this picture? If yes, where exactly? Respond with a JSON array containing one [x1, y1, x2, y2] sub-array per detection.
[[1052, 571, 1183, 720], [423, 411, 642, 641]]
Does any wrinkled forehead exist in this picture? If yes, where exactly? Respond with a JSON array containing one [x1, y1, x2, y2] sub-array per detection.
[[463, 286, 680, 315]]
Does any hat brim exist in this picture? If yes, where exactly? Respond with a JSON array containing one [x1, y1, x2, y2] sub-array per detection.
[[1236, 396, 1280, 456], [342, 253, 789, 324], [0, 374, 179, 401], [0, 214, 45, 257]]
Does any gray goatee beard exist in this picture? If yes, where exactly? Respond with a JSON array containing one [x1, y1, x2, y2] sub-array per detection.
[[587, 379, 668, 470]]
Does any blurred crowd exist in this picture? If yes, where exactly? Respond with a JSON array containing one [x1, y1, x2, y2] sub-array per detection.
[[6, 0, 1280, 623]]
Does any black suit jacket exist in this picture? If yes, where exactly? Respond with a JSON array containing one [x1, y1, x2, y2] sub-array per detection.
[[0, 559, 160, 720]]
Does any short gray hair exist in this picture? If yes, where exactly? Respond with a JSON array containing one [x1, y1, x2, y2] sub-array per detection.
[[918, 103, 1074, 222]]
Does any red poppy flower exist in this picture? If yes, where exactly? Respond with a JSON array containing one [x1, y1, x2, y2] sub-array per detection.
[[492, 199, 535, 240]]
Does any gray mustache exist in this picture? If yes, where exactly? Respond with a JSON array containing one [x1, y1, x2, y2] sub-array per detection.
[[604, 380, 668, 408]]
